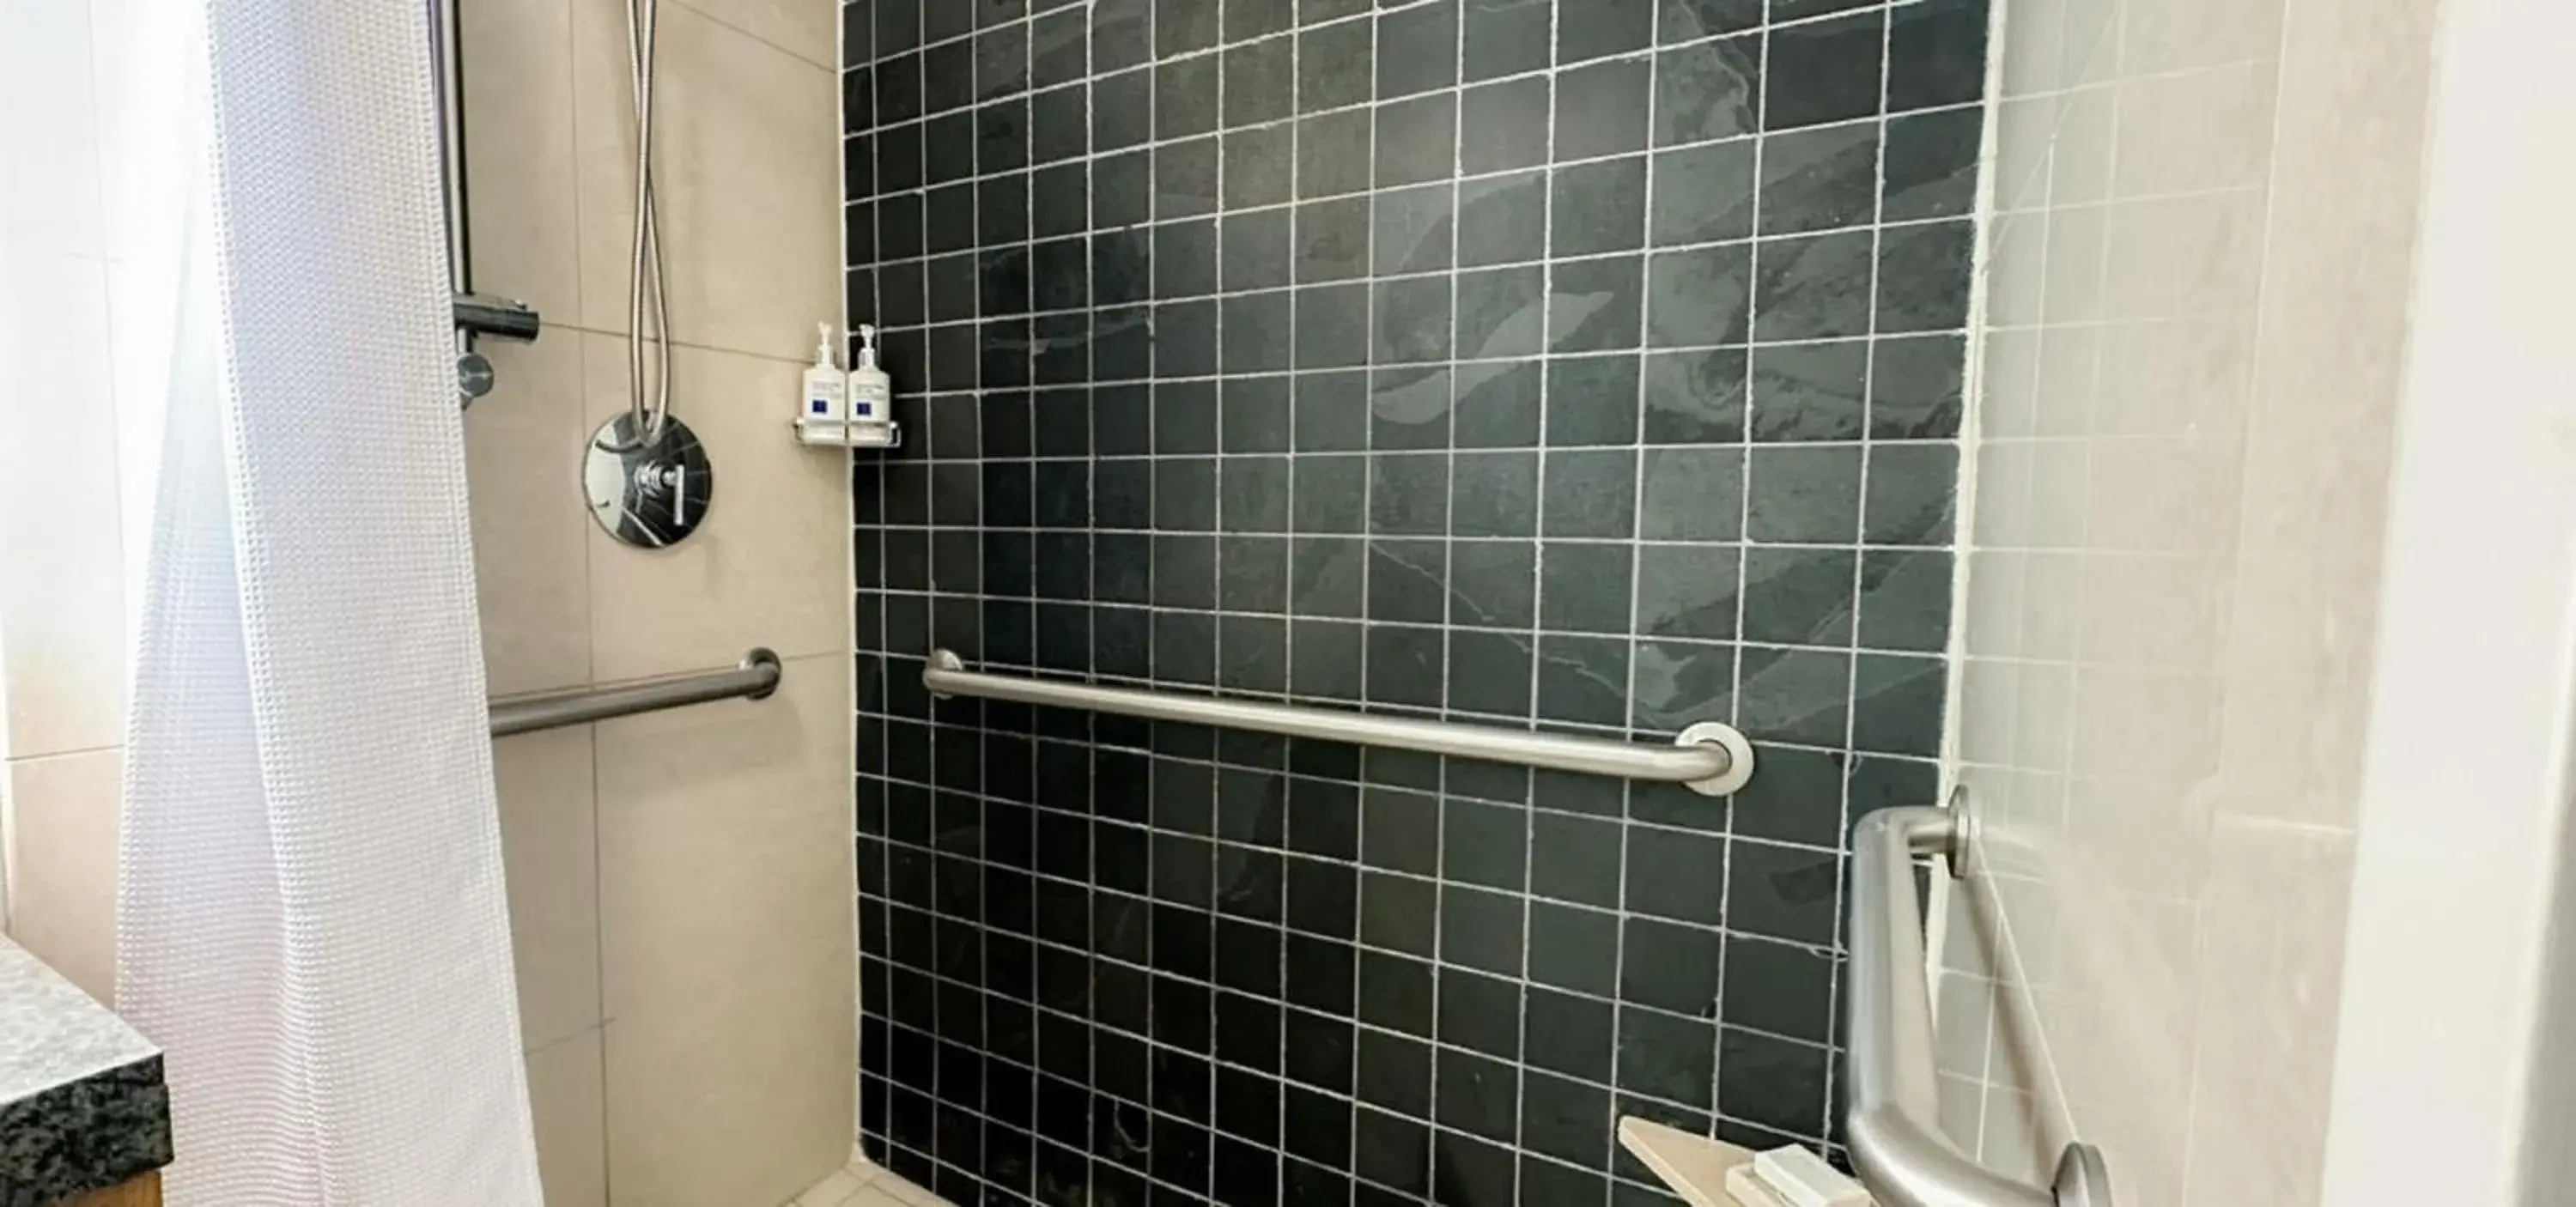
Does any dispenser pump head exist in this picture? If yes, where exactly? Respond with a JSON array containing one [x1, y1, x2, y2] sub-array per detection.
[[856, 323, 880, 370], [812, 321, 836, 367]]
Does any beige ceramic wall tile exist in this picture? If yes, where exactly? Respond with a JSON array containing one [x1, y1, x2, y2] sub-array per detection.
[[1996, 0, 2065, 100], [672, 0, 840, 70], [1934, 969, 1996, 1080], [2038, 204, 2107, 325], [526, 1028, 611, 1207], [2043, 88, 2115, 209], [2026, 330, 2096, 439], [1975, 1083, 2048, 1187], [465, 336, 594, 696], [0, 255, 125, 759], [1, 749, 123, 1004], [2099, 191, 2267, 323], [2111, 64, 2279, 199], [1955, 0, 2443, 1202], [2073, 552, 2229, 670], [495, 725, 603, 1050], [1982, 212, 2047, 328], [570, 0, 840, 362], [2119, 0, 2285, 75], [2089, 318, 2251, 439], [461, 0, 583, 323], [581, 335, 850, 680], [595, 652, 854, 1206], [1988, 97, 2057, 213], [1977, 329, 2038, 438]]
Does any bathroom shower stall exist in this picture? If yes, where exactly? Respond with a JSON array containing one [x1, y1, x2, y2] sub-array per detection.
[[6, 0, 2552, 1202]]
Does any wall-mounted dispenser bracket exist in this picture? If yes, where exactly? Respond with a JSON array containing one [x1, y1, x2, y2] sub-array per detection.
[[793, 416, 902, 449]]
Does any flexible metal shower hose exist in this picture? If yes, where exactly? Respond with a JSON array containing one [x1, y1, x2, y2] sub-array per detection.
[[617, 0, 672, 450]]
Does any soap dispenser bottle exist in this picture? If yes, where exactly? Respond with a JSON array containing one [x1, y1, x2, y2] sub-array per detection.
[[849, 324, 893, 434], [802, 322, 846, 424]]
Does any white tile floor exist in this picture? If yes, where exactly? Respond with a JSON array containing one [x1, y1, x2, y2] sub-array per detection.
[[784, 1147, 957, 1207]]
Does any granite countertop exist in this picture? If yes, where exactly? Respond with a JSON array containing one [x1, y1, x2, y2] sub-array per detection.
[[0, 937, 170, 1206]]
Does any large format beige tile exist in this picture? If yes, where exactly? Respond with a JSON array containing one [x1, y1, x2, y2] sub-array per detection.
[[2100, 191, 2267, 323], [2111, 63, 2278, 199], [526, 1028, 611, 1207], [0, 254, 125, 758], [1996, 0, 2064, 99], [674, 0, 839, 70], [495, 725, 602, 1050], [580, 335, 850, 680], [570, 0, 839, 361], [2056, 0, 2120, 89], [595, 652, 853, 1207], [1, 749, 123, 1004], [2120, 0, 2286, 76], [461, 0, 583, 323], [466, 335, 593, 696]]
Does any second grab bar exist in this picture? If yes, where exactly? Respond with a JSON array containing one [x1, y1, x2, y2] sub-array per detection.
[[1845, 802, 2116, 1207]]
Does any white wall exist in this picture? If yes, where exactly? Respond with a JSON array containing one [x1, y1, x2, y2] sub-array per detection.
[[0, 0, 157, 1004], [0, 1, 856, 1203], [2318, 0, 2576, 1200], [1938, 0, 2443, 1202]]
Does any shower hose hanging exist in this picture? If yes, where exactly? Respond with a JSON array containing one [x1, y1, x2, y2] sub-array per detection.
[[580, 0, 718, 549]]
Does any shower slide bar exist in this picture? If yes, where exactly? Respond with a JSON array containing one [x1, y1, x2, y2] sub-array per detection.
[[1846, 800, 2116, 1207], [428, 0, 541, 407], [488, 648, 781, 737], [921, 648, 1757, 794]]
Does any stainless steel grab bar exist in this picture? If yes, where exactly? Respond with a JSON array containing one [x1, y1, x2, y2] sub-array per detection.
[[921, 649, 1756, 794], [488, 648, 781, 737], [1847, 803, 2115, 1207]]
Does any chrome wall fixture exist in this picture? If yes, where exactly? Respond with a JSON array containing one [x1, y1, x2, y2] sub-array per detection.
[[488, 648, 780, 737], [428, 0, 541, 404], [921, 649, 1757, 793], [584, 412, 714, 548], [1845, 794, 2116, 1207]]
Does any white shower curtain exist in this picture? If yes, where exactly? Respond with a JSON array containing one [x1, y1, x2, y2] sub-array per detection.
[[115, 3, 543, 1203]]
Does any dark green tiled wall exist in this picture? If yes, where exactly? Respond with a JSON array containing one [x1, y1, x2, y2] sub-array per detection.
[[846, 0, 1984, 1204]]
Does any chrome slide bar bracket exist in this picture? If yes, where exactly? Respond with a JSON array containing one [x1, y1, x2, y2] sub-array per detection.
[[1847, 792, 2116, 1207], [454, 293, 542, 342], [921, 649, 1756, 794], [488, 647, 781, 737]]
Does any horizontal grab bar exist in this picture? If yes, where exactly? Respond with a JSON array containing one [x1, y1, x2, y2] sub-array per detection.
[[921, 649, 1755, 794], [1846, 802, 2115, 1207], [489, 648, 781, 737]]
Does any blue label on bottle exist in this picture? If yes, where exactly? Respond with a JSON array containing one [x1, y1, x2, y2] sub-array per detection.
[[810, 399, 829, 415]]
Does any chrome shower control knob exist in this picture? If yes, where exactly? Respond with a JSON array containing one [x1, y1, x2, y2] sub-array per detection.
[[584, 413, 713, 549]]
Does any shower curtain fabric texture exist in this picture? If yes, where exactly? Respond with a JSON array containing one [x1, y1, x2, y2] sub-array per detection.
[[115, 3, 544, 1202]]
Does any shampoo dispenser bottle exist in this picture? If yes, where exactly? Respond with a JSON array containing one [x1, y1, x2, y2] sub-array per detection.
[[801, 322, 846, 423], [849, 324, 893, 437]]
